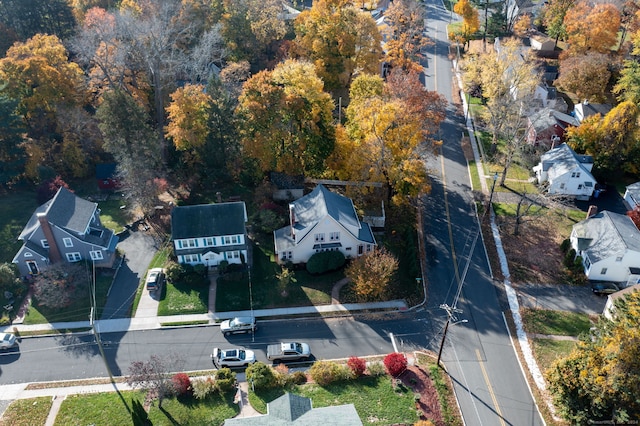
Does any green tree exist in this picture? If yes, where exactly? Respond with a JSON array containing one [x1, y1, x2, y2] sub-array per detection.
[[0, 0, 76, 42], [345, 249, 398, 302], [236, 59, 335, 176], [614, 59, 640, 104], [293, 0, 382, 91], [546, 290, 640, 423], [541, 0, 575, 45], [96, 89, 161, 216], [0, 94, 26, 185]]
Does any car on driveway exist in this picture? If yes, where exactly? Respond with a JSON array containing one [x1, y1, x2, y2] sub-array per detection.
[[0, 333, 17, 350], [145, 268, 165, 291], [591, 282, 620, 296], [220, 317, 257, 336], [211, 347, 256, 368]]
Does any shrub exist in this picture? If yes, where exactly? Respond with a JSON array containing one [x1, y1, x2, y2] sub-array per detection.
[[384, 352, 407, 377], [192, 377, 216, 399], [306, 251, 346, 274], [308, 361, 350, 386], [273, 363, 290, 387], [347, 356, 367, 378], [246, 362, 278, 389], [560, 239, 571, 254], [172, 373, 192, 397], [563, 248, 576, 268], [290, 371, 307, 385], [214, 368, 237, 393], [367, 362, 387, 377]]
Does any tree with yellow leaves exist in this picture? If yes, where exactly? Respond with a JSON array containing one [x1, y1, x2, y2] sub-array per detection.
[[165, 84, 213, 152], [345, 248, 398, 302], [564, 1, 621, 54], [453, 0, 480, 49]]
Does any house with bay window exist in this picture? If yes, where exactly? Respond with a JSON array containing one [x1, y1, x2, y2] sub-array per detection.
[[171, 202, 248, 268], [274, 184, 377, 265], [12, 187, 119, 277]]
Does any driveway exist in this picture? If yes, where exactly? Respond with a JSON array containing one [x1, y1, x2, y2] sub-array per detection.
[[100, 229, 158, 320], [516, 283, 607, 315]]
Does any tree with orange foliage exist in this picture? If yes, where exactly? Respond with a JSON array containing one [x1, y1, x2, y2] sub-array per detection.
[[564, 2, 621, 54], [556, 52, 611, 102], [384, 0, 431, 71], [165, 84, 213, 152], [453, 0, 480, 49]]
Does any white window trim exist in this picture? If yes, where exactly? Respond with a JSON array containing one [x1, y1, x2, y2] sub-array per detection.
[[41, 240, 49, 248], [63, 238, 73, 248], [66, 252, 82, 262], [90, 250, 104, 260]]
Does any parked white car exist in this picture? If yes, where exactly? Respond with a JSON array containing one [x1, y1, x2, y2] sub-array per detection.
[[145, 268, 165, 291], [220, 317, 257, 336], [211, 348, 256, 368], [0, 333, 17, 350]]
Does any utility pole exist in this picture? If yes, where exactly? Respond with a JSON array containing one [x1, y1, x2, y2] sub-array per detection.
[[437, 304, 466, 365]]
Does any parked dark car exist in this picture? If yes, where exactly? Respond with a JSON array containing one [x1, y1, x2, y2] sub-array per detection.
[[591, 282, 620, 296]]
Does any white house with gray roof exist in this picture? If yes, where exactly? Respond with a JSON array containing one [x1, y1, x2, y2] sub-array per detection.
[[623, 182, 640, 211], [12, 187, 119, 277], [273, 185, 376, 265], [533, 143, 597, 200], [171, 202, 248, 268], [570, 211, 640, 283]]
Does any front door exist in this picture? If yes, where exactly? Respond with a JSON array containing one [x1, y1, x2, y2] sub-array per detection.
[[26, 261, 39, 275]]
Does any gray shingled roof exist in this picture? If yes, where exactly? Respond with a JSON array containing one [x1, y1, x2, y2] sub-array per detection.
[[171, 202, 247, 240], [573, 211, 640, 263], [540, 143, 594, 181], [224, 393, 362, 426], [292, 185, 360, 230], [626, 182, 640, 204]]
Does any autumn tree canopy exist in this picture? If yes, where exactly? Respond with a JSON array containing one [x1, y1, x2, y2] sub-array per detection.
[[556, 52, 612, 102], [345, 249, 399, 302], [564, 2, 621, 54], [452, 0, 480, 48], [293, 0, 382, 91], [383, 0, 431, 72], [236, 59, 335, 176], [540, 0, 575, 44], [547, 289, 640, 423]]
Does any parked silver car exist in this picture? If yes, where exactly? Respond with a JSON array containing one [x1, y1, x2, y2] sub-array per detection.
[[220, 317, 257, 336], [0, 333, 17, 350]]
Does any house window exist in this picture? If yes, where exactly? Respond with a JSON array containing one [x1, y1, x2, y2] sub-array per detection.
[[183, 254, 199, 263], [204, 237, 215, 246], [231, 235, 239, 244], [358, 245, 364, 255], [229, 251, 240, 259], [578, 184, 583, 190], [66, 252, 82, 262], [314, 233, 325, 242], [600, 268, 607, 275], [330, 232, 340, 241], [41, 240, 49, 249], [616, 256, 623, 262], [559, 183, 565, 190], [63, 238, 73, 248], [90, 250, 104, 260], [584, 257, 591, 269], [366, 244, 372, 252], [24, 252, 32, 257], [185, 239, 197, 248], [224, 236, 231, 245]]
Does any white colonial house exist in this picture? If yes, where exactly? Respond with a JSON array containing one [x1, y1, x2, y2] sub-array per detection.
[[171, 202, 248, 268], [533, 143, 597, 200], [570, 210, 640, 284], [273, 185, 377, 265]]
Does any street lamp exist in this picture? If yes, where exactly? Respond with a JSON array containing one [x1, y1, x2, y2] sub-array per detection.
[[487, 172, 499, 216]]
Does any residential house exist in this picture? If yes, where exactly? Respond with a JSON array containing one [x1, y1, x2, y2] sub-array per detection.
[[573, 100, 612, 124], [526, 107, 579, 148], [570, 210, 640, 283], [623, 182, 640, 211], [270, 172, 305, 201], [528, 31, 555, 52], [171, 202, 248, 268], [273, 185, 377, 265], [603, 284, 640, 320], [12, 187, 119, 277], [224, 393, 362, 426], [532, 143, 597, 200]]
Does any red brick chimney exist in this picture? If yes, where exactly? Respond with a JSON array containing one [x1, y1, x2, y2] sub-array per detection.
[[587, 205, 598, 219], [37, 212, 62, 263]]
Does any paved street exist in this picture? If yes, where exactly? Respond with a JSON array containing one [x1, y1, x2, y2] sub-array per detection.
[[421, 0, 544, 424]]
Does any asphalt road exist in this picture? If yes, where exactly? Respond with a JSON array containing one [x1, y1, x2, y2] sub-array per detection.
[[420, 0, 544, 424]]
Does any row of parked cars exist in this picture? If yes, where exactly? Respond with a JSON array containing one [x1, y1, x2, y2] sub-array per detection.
[[212, 316, 312, 368]]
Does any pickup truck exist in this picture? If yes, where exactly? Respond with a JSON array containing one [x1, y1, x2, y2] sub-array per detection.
[[266, 342, 311, 362]]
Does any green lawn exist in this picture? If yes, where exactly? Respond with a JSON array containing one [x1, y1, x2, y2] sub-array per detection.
[[531, 338, 577, 372], [521, 308, 593, 336], [250, 375, 420, 425], [23, 267, 114, 324], [97, 197, 129, 233], [158, 281, 208, 316], [55, 390, 238, 426], [0, 396, 52, 426]]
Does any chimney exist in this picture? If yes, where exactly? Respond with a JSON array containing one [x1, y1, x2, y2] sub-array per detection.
[[37, 212, 62, 263], [289, 204, 296, 238], [587, 205, 598, 219]]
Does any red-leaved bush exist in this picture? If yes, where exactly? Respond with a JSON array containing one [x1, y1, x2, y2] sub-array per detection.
[[384, 352, 407, 377], [347, 356, 367, 378], [172, 373, 192, 397]]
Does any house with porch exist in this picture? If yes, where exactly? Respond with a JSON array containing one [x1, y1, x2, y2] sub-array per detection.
[[532, 143, 597, 200], [570, 210, 640, 284], [12, 187, 119, 277], [273, 184, 376, 265], [171, 202, 248, 268]]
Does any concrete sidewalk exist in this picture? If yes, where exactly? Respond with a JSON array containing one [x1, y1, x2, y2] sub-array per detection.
[[0, 300, 408, 335]]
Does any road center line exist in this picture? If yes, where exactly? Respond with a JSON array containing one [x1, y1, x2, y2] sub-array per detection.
[[476, 349, 506, 426], [440, 153, 462, 290]]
